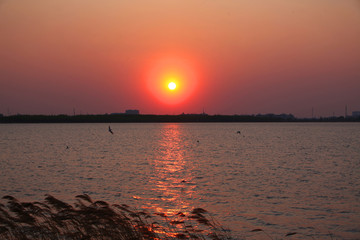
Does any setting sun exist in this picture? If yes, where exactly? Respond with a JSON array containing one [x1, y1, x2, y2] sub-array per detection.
[[168, 82, 176, 90], [145, 56, 199, 105]]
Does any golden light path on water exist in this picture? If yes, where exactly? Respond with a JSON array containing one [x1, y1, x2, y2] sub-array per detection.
[[141, 124, 199, 235]]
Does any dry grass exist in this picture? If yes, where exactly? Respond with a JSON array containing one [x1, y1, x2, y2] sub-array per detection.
[[0, 194, 233, 240]]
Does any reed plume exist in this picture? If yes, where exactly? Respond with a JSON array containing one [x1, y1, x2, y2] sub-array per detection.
[[0, 195, 234, 240]]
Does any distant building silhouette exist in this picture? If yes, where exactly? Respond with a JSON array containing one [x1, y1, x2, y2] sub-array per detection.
[[125, 109, 140, 115], [353, 111, 360, 117], [110, 109, 140, 115]]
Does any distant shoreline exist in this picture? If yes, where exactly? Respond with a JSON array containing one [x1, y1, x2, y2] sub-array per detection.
[[1, 114, 359, 123]]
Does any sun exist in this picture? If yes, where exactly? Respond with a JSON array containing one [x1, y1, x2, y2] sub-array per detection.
[[145, 55, 200, 105], [168, 82, 176, 90]]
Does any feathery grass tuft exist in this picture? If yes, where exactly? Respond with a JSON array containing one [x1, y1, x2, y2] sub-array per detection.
[[0, 195, 234, 240]]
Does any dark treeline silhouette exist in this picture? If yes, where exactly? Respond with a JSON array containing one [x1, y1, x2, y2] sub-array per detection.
[[0, 113, 359, 123]]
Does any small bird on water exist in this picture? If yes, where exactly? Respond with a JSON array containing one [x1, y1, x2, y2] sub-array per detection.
[[108, 126, 113, 134]]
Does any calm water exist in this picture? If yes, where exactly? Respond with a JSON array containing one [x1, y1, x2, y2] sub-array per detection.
[[0, 123, 359, 239]]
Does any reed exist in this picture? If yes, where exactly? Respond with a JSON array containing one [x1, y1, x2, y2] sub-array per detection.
[[0, 195, 234, 240]]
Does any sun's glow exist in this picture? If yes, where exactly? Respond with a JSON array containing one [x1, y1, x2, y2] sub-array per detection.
[[168, 82, 176, 90], [145, 55, 200, 105]]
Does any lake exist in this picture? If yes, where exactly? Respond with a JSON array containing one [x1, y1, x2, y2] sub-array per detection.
[[0, 122, 359, 239]]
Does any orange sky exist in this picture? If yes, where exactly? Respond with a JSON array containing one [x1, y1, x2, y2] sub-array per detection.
[[0, 0, 359, 117]]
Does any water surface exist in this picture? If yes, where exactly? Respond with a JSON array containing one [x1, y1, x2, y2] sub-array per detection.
[[1, 123, 359, 239]]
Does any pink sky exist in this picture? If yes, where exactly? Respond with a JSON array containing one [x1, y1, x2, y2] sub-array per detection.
[[0, 0, 359, 117]]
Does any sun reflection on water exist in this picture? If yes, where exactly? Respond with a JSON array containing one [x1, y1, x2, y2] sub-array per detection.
[[145, 124, 197, 218]]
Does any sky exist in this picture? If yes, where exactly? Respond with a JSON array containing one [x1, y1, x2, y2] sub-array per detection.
[[0, 0, 359, 117]]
